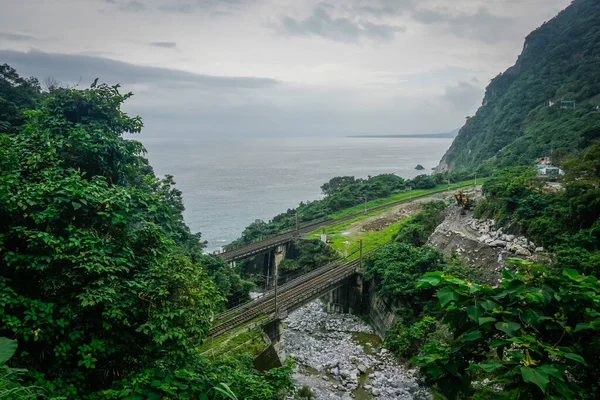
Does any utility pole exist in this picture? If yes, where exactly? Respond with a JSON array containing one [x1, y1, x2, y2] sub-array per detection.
[[474, 172, 477, 186], [359, 239, 363, 269], [363, 196, 368, 214], [274, 257, 279, 316], [295, 210, 299, 233], [447, 179, 450, 191]]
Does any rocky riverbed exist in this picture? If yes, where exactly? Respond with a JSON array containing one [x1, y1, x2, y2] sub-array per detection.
[[284, 301, 431, 399]]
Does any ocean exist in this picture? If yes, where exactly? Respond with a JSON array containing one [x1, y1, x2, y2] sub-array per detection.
[[139, 136, 452, 251]]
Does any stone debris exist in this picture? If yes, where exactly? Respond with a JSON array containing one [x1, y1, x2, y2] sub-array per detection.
[[469, 218, 540, 257], [284, 300, 431, 400]]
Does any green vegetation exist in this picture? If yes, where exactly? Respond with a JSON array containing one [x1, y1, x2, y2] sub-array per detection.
[[475, 149, 600, 278], [0, 64, 42, 135], [278, 239, 339, 273], [393, 201, 446, 246], [0, 67, 292, 398], [198, 323, 267, 358], [440, 0, 600, 172], [232, 175, 480, 247], [415, 260, 600, 398]]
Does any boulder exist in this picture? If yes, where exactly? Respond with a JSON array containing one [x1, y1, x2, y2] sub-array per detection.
[[490, 240, 507, 248], [357, 364, 367, 374], [535, 247, 545, 253], [515, 247, 532, 257]]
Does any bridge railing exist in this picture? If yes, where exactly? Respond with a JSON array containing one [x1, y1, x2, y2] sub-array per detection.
[[214, 256, 344, 322], [221, 217, 331, 253]]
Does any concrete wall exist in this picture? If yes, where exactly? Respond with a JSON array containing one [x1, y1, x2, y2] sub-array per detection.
[[365, 281, 399, 339], [321, 274, 364, 314], [254, 319, 286, 371]]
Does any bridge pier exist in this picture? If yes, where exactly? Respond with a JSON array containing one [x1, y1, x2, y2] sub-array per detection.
[[253, 319, 286, 371], [322, 273, 364, 314]]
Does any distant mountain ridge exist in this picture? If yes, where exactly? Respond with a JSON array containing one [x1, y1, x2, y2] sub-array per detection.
[[436, 0, 600, 172]]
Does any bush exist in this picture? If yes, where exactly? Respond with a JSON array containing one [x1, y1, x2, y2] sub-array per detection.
[[414, 260, 600, 399]]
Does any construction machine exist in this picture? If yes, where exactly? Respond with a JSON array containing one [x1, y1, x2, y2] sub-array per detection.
[[455, 190, 475, 215]]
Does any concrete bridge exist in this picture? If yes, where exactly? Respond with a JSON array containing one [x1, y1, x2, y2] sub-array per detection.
[[220, 186, 458, 267], [209, 256, 364, 338]]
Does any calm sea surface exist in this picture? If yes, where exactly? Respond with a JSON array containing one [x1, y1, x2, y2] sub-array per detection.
[[139, 136, 452, 251]]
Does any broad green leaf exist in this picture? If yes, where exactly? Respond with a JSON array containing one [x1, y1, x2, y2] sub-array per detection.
[[537, 364, 563, 380], [573, 323, 589, 332], [467, 306, 482, 322], [417, 276, 441, 287], [520, 366, 549, 393], [469, 362, 502, 372], [563, 268, 583, 281], [563, 353, 587, 366], [521, 309, 541, 326], [480, 300, 499, 311], [461, 330, 482, 342], [495, 321, 521, 337], [0, 337, 17, 364], [479, 317, 497, 325], [437, 287, 459, 306]]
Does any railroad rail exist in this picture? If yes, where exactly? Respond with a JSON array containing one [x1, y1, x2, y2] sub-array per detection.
[[209, 257, 361, 337], [220, 186, 458, 261]]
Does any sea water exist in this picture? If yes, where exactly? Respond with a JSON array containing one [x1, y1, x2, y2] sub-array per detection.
[[139, 136, 452, 251]]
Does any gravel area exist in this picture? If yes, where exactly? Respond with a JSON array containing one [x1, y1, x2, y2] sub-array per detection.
[[284, 301, 431, 400]]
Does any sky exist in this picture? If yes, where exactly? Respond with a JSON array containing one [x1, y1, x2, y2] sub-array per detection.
[[0, 0, 572, 138]]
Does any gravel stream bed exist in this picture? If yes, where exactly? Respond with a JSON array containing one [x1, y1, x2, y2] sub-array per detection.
[[284, 301, 431, 399]]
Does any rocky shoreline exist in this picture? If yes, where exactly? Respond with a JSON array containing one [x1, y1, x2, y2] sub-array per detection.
[[284, 301, 431, 399]]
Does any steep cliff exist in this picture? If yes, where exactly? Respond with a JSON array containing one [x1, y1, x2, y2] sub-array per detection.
[[437, 0, 600, 172]]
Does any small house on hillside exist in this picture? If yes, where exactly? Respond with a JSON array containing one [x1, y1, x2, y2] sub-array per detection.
[[535, 156, 564, 178]]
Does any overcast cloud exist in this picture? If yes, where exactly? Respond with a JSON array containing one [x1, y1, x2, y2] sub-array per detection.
[[0, 0, 572, 138]]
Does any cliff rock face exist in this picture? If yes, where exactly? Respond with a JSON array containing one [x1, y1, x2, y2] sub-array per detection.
[[436, 0, 600, 172]]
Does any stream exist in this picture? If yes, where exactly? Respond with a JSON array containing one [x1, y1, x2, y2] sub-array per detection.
[[283, 301, 431, 399]]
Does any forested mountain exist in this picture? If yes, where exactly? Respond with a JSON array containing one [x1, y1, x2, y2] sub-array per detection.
[[437, 0, 600, 172]]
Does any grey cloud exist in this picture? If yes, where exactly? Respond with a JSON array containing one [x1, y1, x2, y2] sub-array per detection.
[[120, 1, 146, 12], [360, 0, 415, 17], [0, 32, 37, 42], [414, 8, 516, 44], [0, 49, 279, 89], [442, 81, 483, 112], [149, 41, 177, 48], [279, 6, 404, 43], [159, 3, 193, 13], [156, 0, 247, 14]]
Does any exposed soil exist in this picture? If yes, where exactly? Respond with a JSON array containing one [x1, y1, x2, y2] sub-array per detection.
[[343, 191, 454, 236]]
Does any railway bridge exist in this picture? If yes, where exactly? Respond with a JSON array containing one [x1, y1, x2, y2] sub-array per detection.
[[209, 256, 363, 338]]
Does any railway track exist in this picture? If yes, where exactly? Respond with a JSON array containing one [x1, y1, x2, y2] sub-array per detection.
[[209, 257, 361, 337], [221, 186, 458, 261]]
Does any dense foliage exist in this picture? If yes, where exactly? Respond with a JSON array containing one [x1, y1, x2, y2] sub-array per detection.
[[415, 260, 600, 399], [0, 68, 290, 398], [233, 172, 471, 247], [393, 201, 446, 246], [0, 64, 42, 135], [475, 147, 600, 278], [439, 0, 600, 172]]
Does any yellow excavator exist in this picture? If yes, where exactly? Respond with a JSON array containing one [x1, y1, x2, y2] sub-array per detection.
[[454, 190, 474, 215]]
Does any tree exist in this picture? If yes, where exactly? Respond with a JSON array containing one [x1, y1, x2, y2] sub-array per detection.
[[0, 64, 41, 134], [0, 82, 224, 395]]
